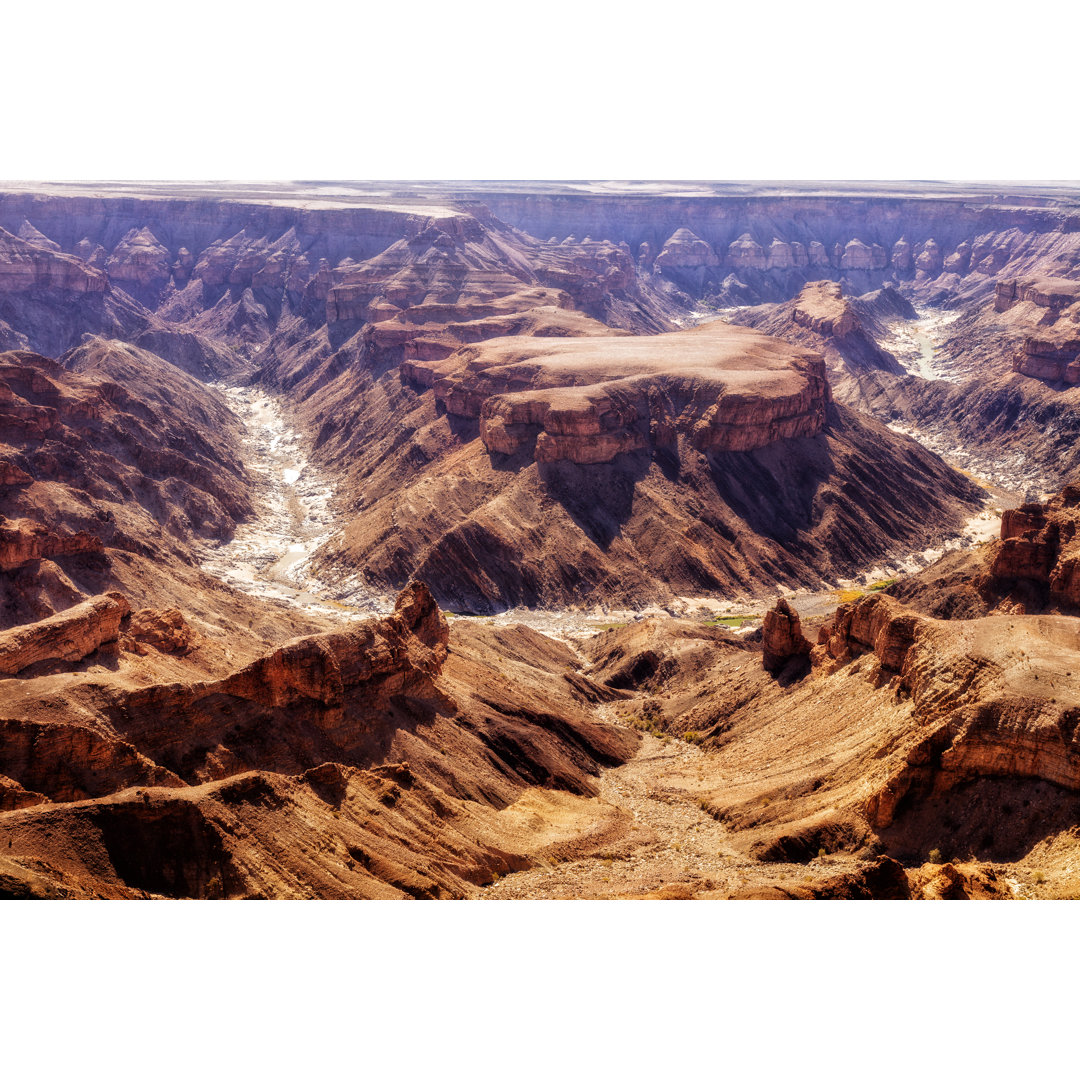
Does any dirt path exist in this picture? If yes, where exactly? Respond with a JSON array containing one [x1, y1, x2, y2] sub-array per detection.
[[484, 708, 751, 899]]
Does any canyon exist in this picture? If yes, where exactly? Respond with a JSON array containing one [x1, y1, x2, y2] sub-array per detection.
[[2, 179, 1080, 898]]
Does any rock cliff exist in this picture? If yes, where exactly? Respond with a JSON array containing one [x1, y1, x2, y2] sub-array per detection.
[[0, 591, 129, 675], [412, 320, 831, 465]]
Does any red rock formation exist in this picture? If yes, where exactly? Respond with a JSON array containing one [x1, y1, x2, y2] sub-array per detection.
[[762, 598, 811, 671], [986, 488, 1080, 608], [0, 517, 103, 572], [0, 591, 129, 675], [413, 320, 831, 465]]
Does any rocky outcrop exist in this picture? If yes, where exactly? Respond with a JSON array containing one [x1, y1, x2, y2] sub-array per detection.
[[762, 599, 811, 671], [0, 461, 32, 486], [0, 592, 129, 675], [817, 593, 922, 673], [416, 320, 831, 465], [840, 239, 888, 271], [122, 608, 197, 655], [1012, 334, 1080, 384], [814, 591, 1080, 828], [988, 487, 1080, 607], [792, 280, 858, 337], [0, 226, 107, 295], [105, 227, 171, 299], [106, 582, 450, 782], [995, 277, 1080, 314], [0, 517, 103, 572], [654, 228, 718, 270], [734, 280, 906, 389], [727, 233, 767, 271]]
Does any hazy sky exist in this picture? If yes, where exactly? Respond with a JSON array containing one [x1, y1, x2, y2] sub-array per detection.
[[7, 1, 1077, 185]]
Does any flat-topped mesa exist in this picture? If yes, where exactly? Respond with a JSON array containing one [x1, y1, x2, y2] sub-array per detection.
[[412, 321, 831, 465], [995, 276, 1080, 314], [792, 280, 859, 338]]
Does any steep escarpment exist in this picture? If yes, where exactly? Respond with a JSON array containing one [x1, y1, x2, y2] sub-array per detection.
[[474, 189, 1080, 304], [0, 345, 255, 627]]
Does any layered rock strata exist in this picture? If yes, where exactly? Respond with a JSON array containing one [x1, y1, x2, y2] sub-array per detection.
[[0, 592, 129, 675], [814, 593, 1080, 826], [406, 321, 831, 465], [0, 585, 640, 897]]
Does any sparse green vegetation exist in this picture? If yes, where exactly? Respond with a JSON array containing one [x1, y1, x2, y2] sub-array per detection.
[[683, 730, 702, 744], [628, 697, 665, 736], [868, 578, 899, 592], [705, 614, 759, 628], [928, 848, 944, 864]]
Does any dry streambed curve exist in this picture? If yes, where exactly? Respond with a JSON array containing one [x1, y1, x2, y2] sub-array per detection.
[[199, 384, 394, 619]]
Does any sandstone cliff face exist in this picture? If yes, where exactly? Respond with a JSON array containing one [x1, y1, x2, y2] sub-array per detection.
[[0, 517, 103, 572], [987, 487, 1080, 608], [411, 320, 831, 466], [995, 277, 1080, 383]]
